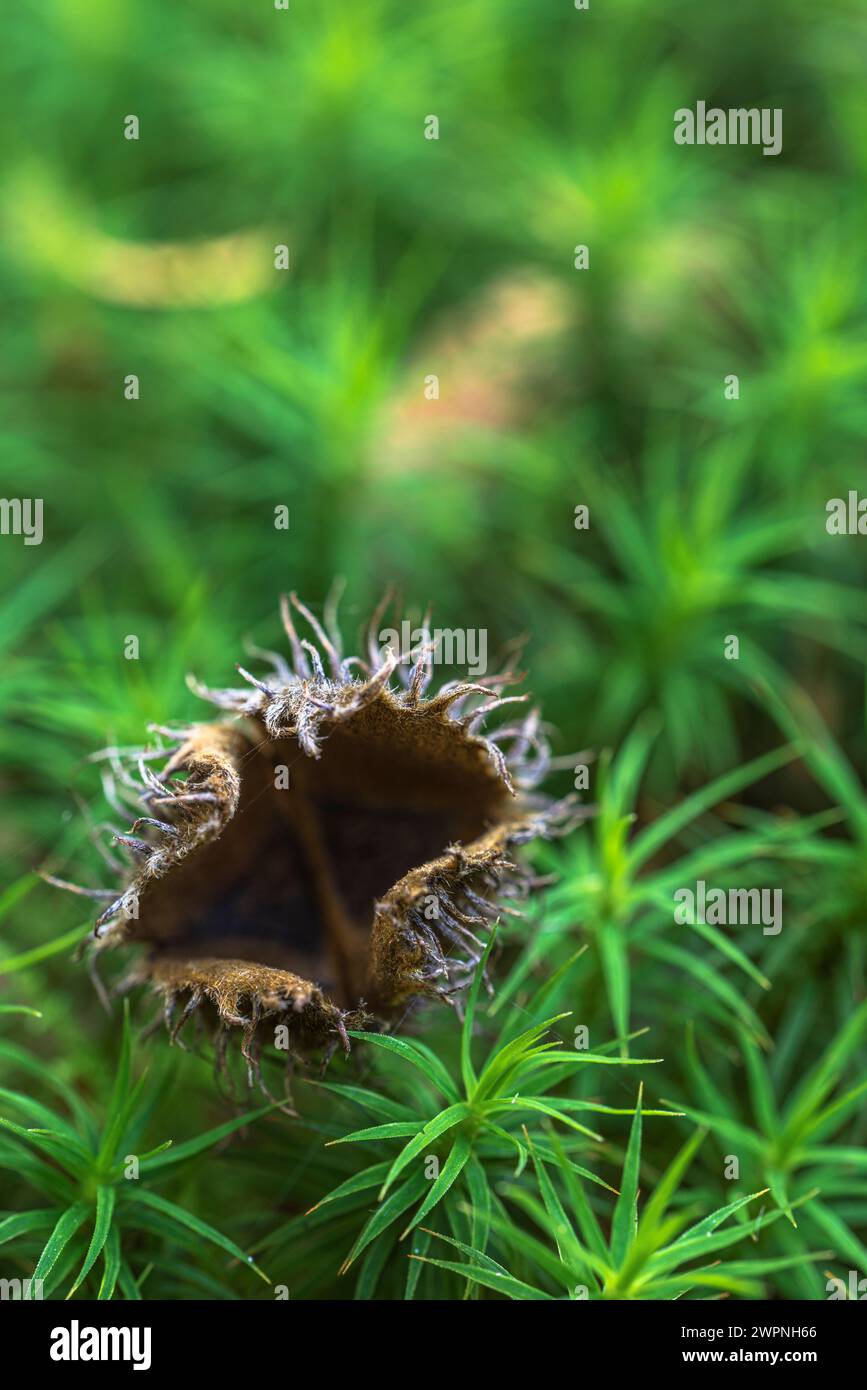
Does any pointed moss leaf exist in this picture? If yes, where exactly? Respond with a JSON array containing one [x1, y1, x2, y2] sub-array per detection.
[[402, 1132, 471, 1237], [0, 1208, 56, 1245], [0, 921, 93, 974], [306, 1081, 415, 1123], [525, 1130, 586, 1273], [640, 1127, 707, 1240], [598, 924, 630, 1044], [610, 1085, 643, 1266], [69, 1185, 116, 1296], [486, 1096, 603, 1142], [461, 929, 497, 1096], [404, 1228, 432, 1300], [347, 1031, 460, 1103], [0, 1116, 90, 1177], [418, 1224, 509, 1275], [379, 1103, 470, 1196], [339, 1168, 429, 1274], [306, 1161, 391, 1215], [672, 1189, 770, 1246], [628, 743, 801, 872], [411, 1254, 553, 1300], [32, 1203, 90, 1287], [327, 1121, 423, 1146], [353, 1226, 395, 1300], [97, 1223, 122, 1301], [0, 1086, 82, 1144]]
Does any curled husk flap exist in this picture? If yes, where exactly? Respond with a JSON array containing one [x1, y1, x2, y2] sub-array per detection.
[[60, 593, 584, 1064]]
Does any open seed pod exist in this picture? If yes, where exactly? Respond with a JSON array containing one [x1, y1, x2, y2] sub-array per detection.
[[52, 593, 584, 1072]]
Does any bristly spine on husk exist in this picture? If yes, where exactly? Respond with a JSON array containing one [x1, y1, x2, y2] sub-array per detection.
[[49, 589, 587, 1090]]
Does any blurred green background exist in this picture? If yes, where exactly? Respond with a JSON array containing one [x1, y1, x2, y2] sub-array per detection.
[[1, 0, 866, 1301]]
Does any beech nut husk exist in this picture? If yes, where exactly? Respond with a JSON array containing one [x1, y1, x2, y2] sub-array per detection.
[[52, 591, 585, 1075]]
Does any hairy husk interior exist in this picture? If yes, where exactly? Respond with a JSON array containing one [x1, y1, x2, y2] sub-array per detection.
[[59, 593, 581, 1071]]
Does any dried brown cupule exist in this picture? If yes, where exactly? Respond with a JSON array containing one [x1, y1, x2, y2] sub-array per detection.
[[55, 593, 583, 1065]]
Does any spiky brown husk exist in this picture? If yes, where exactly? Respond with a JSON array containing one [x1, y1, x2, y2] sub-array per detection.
[[53, 592, 584, 1070]]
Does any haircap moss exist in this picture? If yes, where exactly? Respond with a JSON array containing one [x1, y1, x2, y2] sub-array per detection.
[[50, 591, 586, 1086]]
